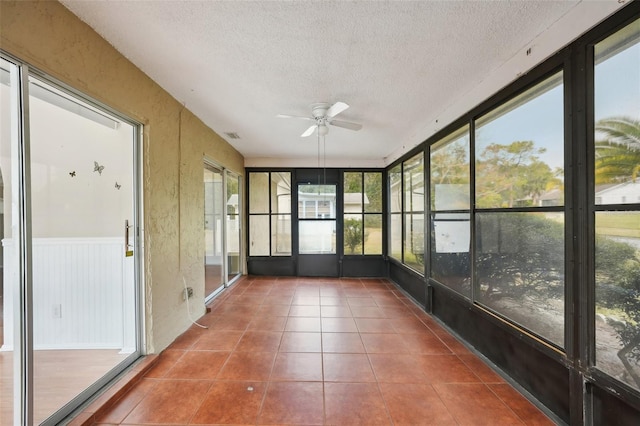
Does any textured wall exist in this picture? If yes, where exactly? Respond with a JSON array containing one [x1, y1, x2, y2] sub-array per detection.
[[0, 0, 245, 353]]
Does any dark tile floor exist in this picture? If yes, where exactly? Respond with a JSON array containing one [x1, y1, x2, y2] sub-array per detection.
[[92, 276, 554, 425]]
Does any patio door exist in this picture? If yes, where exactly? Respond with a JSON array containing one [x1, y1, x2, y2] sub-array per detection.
[[204, 163, 224, 298], [297, 183, 339, 276], [1, 57, 142, 425]]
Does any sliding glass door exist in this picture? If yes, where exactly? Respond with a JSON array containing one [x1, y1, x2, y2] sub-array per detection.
[[204, 164, 224, 298], [1, 56, 142, 425], [204, 163, 242, 301]]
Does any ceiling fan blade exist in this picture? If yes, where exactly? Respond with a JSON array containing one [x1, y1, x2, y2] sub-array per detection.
[[330, 119, 362, 131], [301, 125, 317, 137], [326, 101, 349, 118], [277, 114, 314, 121]]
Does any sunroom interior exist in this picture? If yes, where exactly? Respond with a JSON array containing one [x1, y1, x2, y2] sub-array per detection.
[[1, 1, 639, 424]]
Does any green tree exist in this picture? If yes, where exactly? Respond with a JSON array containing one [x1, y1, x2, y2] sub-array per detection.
[[595, 116, 640, 184], [476, 141, 557, 208], [430, 140, 469, 209]]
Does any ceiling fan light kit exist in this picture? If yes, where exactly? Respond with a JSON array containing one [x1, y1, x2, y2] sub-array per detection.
[[277, 101, 363, 137]]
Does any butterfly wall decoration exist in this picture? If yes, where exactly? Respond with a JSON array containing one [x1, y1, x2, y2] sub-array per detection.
[[115, 182, 121, 190], [69, 171, 76, 177], [94, 161, 105, 175]]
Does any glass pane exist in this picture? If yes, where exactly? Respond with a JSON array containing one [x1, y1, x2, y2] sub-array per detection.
[[389, 164, 402, 213], [204, 164, 224, 297], [594, 18, 640, 205], [29, 76, 137, 422], [404, 213, 425, 274], [364, 172, 383, 213], [298, 184, 336, 219], [299, 220, 336, 254], [595, 211, 640, 390], [0, 56, 19, 426], [249, 215, 269, 256], [430, 126, 470, 210], [249, 172, 269, 213], [344, 213, 363, 255], [344, 172, 363, 213], [226, 172, 240, 282], [431, 213, 471, 298], [390, 213, 402, 260], [404, 153, 424, 213], [475, 212, 565, 347], [475, 73, 564, 209], [271, 172, 291, 214], [364, 214, 383, 255], [271, 214, 291, 256]]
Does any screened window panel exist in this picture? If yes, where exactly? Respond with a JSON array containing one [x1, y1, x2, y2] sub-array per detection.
[[389, 165, 402, 213], [271, 214, 291, 256], [404, 153, 424, 213], [344, 213, 364, 255], [390, 213, 402, 261], [271, 172, 291, 214], [364, 172, 383, 213], [475, 73, 565, 209], [364, 214, 383, 255], [593, 18, 640, 391], [404, 212, 425, 274], [249, 215, 270, 256], [430, 126, 470, 211], [475, 212, 565, 347], [249, 172, 269, 214]]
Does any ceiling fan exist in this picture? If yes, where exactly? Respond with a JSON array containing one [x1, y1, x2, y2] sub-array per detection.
[[277, 101, 363, 137]]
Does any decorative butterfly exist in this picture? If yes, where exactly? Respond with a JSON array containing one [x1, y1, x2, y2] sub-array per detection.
[[115, 182, 121, 190], [94, 161, 105, 175], [69, 171, 76, 177]]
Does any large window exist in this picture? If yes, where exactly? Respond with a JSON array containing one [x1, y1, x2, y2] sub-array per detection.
[[248, 171, 291, 256], [593, 18, 640, 391], [403, 153, 425, 273], [388, 154, 425, 274], [389, 164, 402, 261], [474, 72, 565, 348], [343, 171, 383, 255], [429, 126, 471, 297]]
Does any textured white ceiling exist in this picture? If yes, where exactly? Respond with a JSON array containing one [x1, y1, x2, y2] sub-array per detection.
[[60, 0, 624, 167]]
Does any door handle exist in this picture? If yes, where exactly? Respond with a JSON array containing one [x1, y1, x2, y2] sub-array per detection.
[[125, 220, 134, 257]]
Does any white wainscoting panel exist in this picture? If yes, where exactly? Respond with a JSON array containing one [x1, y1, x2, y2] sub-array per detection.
[[2, 238, 135, 351]]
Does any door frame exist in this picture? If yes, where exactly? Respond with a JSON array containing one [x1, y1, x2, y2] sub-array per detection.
[[295, 168, 341, 277], [2, 51, 145, 425]]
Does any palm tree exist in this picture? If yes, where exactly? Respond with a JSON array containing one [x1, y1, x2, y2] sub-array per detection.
[[595, 116, 640, 184]]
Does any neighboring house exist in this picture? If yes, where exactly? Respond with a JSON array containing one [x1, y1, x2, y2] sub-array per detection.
[[595, 181, 640, 205], [343, 192, 369, 214], [515, 188, 564, 207]]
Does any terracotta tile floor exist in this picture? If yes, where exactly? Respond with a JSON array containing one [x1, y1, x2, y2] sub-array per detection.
[[91, 276, 555, 425]]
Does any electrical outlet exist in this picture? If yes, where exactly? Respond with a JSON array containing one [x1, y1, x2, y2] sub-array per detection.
[[53, 303, 62, 318], [183, 287, 193, 300]]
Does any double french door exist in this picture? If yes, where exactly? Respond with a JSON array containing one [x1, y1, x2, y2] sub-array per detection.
[[1, 55, 142, 425]]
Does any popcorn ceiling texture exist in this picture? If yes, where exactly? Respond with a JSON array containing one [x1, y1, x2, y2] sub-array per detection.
[[0, 0, 244, 353], [58, 0, 599, 166]]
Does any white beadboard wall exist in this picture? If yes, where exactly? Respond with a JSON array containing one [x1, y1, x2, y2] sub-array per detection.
[[1, 238, 136, 352]]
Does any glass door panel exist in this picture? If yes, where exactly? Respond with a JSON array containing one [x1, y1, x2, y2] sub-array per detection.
[[0, 56, 21, 426], [28, 75, 138, 423], [297, 184, 338, 276], [226, 171, 240, 283], [204, 164, 224, 299]]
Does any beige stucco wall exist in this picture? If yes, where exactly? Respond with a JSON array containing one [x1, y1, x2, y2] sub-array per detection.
[[0, 0, 245, 353]]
